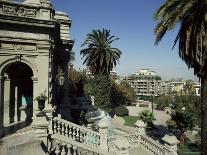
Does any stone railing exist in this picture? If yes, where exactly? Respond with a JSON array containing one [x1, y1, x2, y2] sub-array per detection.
[[124, 134, 164, 155], [140, 134, 164, 155], [50, 116, 101, 147], [50, 134, 114, 155], [122, 120, 180, 155]]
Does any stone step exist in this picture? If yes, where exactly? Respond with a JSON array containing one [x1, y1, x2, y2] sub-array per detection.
[[1, 132, 46, 155]]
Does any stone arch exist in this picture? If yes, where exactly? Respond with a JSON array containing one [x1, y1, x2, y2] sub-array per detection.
[[0, 56, 38, 78], [0, 56, 38, 131]]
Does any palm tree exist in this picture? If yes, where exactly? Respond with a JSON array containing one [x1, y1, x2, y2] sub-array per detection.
[[80, 29, 122, 75], [154, 0, 207, 153], [138, 110, 155, 127]]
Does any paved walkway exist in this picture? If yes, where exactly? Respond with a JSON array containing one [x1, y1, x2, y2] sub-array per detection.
[[126, 106, 171, 126]]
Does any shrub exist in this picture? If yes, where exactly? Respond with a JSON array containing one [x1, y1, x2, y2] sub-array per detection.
[[115, 106, 129, 117]]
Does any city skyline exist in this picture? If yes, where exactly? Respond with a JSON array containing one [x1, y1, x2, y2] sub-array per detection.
[[51, 0, 198, 81]]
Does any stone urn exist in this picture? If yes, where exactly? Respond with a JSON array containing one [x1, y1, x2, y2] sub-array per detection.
[[37, 99, 46, 112]]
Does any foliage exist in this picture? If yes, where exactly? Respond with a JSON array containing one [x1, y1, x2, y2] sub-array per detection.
[[35, 90, 47, 101], [154, 0, 207, 151], [170, 111, 195, 143], [83, 78, 95, 97], [154, 95, 170, 110], [111, 81, 136, 107], [68, 65, 86, 97], [138, 95, 152, 102], [154, 0, 207, 77], [166, 119, 177, 130], [171, 111, 195, 131], [172, 92, 201, 127], [80, 29, 122, 75], [114, 106, 129, 117], [178, 143, 201, 155], [94, 75, 112, 112], [124, 116, 139, 127], [138, 110, 155, 127]]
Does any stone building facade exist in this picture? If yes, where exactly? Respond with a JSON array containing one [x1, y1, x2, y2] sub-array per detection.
[[0, 0, 74, 136]]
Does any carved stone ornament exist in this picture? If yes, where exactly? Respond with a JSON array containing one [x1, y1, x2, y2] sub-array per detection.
[[13, 43, 24, 51], [14, 54, 23, 62], [1, 4, 37, 18]]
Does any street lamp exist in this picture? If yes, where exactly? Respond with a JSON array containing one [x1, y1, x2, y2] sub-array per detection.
[[56, 66, 65, 86]]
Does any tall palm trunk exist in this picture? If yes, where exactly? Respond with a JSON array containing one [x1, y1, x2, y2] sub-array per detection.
[[201, 74, 207, 155]]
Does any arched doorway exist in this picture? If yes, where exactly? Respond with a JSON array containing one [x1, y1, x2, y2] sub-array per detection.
[[2, 62, 33, 128]]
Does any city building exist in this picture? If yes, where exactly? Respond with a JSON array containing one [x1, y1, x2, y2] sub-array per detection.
[[124, 69, 163, 97]]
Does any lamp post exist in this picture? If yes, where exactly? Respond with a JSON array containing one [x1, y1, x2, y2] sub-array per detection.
[[56, 66, 65, 105]]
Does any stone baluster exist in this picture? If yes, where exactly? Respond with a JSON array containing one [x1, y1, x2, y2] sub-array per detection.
[[57, 120, 61, 134], [61, 143, 66, 155], [72, 126, 76, 140], [162, 135, 180, 155], [73, 146, 77, 155], [79, 129, 83, 142], [61, 122, 65, 135], [65, 124, 69, 137], [69, 126, 72, 138], [76, 128, 80, 141], [55, 141, 61, 155], [67, 144, 72, 155], [53, 119, 57, 133]]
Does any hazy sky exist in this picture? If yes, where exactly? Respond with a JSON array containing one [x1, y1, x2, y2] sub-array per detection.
[[51, 0, 198, 81]]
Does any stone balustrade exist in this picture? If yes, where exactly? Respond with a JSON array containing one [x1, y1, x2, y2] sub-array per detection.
[[124, 134, 164, 155], [51, 134, 113, 155], [51, 116, 101, 147], [122, 120, 179, 155], [140, 134, 164, 155]]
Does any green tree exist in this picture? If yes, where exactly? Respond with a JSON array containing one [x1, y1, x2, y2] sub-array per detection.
[[80, 29, 122, 111], [111, 81, 136, 107], [138, 110, 155, 127], [154, 0, 207, 153], [154, 95, 170, 110], [94, 75, 112, 112], [171, 111, 195, 144], [80, 29, 122, 75]]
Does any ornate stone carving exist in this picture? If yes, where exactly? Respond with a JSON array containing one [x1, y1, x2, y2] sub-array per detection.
[[0, 41, 37, 53], [13, 43, 24, 51], [2, 4, 16, 15], [1, 4, 37, 18]]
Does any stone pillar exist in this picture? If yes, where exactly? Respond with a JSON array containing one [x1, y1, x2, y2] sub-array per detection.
[[0, 76, 5, 136], [3, 78, 10, 126], [97, 120, 109, 151], [32, 77, 38, 118], [135, 120, 147, 135], [162, 135, 180, 155], [134, 120, 147, 147]]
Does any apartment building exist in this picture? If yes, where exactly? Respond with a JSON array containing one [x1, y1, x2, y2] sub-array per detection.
[[124, 69, 163, 96]]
